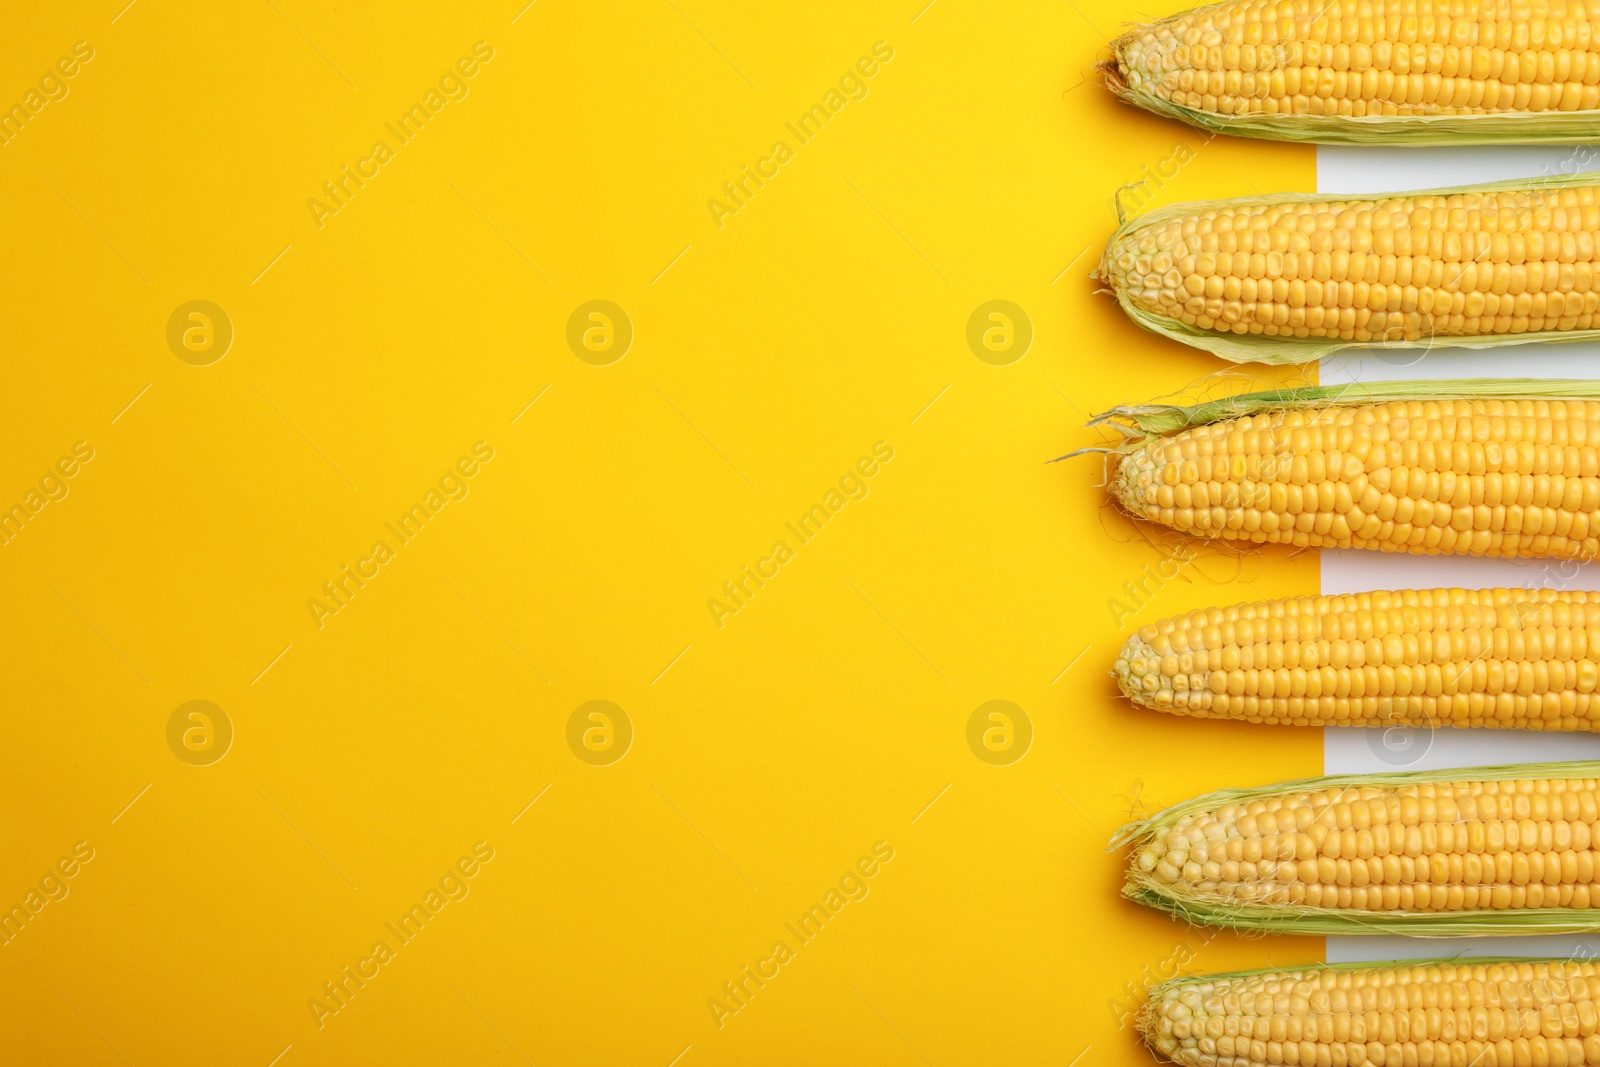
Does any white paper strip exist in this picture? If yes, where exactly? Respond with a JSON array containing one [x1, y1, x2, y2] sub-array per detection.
[[1317, 144, 1600, 962]]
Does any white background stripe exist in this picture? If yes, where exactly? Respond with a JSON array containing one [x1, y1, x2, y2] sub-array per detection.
[[1318, 144, 1600, 961]]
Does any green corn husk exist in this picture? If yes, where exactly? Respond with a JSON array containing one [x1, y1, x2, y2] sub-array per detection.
[[1088, 377, 1600, 442], [1139, 956, 1600, 1067], [1144, 954, 1600, 999], [1096, 171, 1600, 365], [1114, 760, 1600, 936], [1104, 45, 1600, 146]]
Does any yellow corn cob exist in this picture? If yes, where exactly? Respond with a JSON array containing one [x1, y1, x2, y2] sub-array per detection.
[[1142, 958, 1600, 1067], [1115, 588, 1600, 730], [1117, 761, 1600, 934], [1098, 381, 1600, 562], [1096, 174, 1600, 363], [1106, 0, 1600, 144]]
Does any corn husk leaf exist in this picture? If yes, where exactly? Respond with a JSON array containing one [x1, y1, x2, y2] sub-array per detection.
[[1146, 954, 1600, 998], [1115, 759, 1600, 936], [1098, 171, 1600, 364], [1088, 377, 1600, 440]]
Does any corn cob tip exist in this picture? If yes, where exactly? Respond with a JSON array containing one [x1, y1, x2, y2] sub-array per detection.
[[1112, 624, 1218, 720], [1096, 51, 1130, 98], [1111, 628, 1157, 707], [1101, 27, 1146, 100], [1122, 826, 1175, 909], [1087, 242, 1114, 286], [1104, 446, 1154, 523], [1132, 991, 1166, 1061]]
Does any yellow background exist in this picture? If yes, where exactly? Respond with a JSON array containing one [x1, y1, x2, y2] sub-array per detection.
[[3, 2, 1322, 1063]]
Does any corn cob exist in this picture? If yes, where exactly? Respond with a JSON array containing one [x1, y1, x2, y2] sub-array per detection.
[[1141, 958, 1600, 1067], [1115, 588, 1600, 730], [1106, 0, 1600, 145], [1095, 379, 1600, 562], [1096, 174, 1600, 364], [1117, 760, 1600, 934]]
